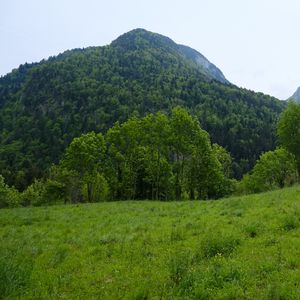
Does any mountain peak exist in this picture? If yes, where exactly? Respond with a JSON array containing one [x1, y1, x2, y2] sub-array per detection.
[[112, 29, 229, 84], [111, 28, 176, 50], [289, 87, 300, 102]]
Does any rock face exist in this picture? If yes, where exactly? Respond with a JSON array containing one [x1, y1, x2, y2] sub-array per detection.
[[289, 87, 300, 102], [177, 44, 229, 84]]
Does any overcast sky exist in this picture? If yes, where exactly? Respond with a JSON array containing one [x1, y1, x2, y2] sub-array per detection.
[[1, 0, 300, 99]]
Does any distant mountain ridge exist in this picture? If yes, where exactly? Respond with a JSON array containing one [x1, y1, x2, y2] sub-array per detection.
[[289, 87, 300, 102]]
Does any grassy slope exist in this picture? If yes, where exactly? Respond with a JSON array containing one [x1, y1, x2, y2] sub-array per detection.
[[1, 186, 300, 299]]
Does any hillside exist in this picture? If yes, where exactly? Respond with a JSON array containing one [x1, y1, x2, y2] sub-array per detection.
[[0, 28, 285, 189], [1, 186, 300, 299], [112, 29, 229, 83], [289, 87, 300, 102]]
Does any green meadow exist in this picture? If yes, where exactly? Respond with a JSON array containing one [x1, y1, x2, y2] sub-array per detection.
[[1, 186, 300, 299]]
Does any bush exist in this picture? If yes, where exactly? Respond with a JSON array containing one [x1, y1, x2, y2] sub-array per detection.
[[0, 175, 20, 208], [21, 180, 47, 206], [21, 179, 66, 207]]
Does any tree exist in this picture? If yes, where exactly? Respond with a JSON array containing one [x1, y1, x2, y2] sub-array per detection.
[[106, 108, 230, 201], [185, 133, 229, 199], [140, 113, 173, 200], [169, 107, 201, 200], [82, 172, 109, 202], [106, 118, 142, 200], [53, 109, 234, 203], [62, 132, 106, 202], [239, 148, 298, 194], [212, 144, 233, 178], [48, 165, 83, 204], [169, 107, 228, 200], [277, 101, 300, 171]]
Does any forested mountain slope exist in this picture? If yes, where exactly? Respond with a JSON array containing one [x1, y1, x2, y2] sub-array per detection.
[[0, 28, 285, 189]]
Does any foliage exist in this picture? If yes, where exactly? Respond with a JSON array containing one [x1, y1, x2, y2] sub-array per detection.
[[82, 172, 109, 202], [277, 101, 300, 170], [62, 132, 106, 175], [0, 29, 285, 189], [20, 181, 43, 207], [0, 175, 20, 208], [1, 186, 300, 298], [238, 148, 298, 194], [17, 108, 230, 203], [61, 132, 106, 202], [103, 108, 228, 200], [213, 144, 233, 178], [48, 165, 83, 204], [20, 173, 69, 206]]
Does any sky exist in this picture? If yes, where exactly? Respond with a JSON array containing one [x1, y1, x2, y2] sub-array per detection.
[[1, 0, 300, 99]]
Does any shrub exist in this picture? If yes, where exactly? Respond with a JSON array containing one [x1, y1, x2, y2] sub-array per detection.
[[21, 180, 46, 206], [238, 148, 298, 194], [21, 179, 67, 206], [0, 175, 20, 208]]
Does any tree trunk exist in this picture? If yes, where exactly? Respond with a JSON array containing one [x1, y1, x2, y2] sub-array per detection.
[[87, 182, 93, 202], [190, 188, 195, 200]]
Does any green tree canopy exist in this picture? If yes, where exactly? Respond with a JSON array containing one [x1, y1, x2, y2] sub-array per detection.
[[61, 132, 106, 202], [239, 148, 298, 194], [52, 108, 233, 202], [277, 101, 300, 170]]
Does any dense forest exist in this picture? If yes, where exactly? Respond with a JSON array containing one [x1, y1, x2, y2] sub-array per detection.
[[1, 101, 300, 208], [0, 29, 286, 191]]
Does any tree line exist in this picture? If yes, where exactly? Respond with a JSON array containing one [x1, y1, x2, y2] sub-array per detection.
[[238, 101, 300, 193], [0, 108, 235, 207], [1, 102, 299, 208]]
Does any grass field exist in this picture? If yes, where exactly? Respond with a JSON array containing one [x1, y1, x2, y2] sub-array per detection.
[[1, 186, 300, 299]]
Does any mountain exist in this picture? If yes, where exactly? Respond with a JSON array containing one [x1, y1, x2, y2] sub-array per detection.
[[112, 29, 229, 83], [0, 28, 285, 189], [289, 87, 300, 102]]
